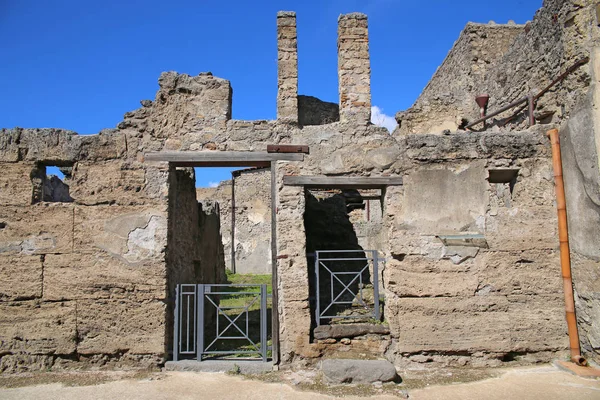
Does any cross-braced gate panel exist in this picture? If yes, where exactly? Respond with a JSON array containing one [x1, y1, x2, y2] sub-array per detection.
[[315, 250, 381, 326], [173, 284, 269, 361]]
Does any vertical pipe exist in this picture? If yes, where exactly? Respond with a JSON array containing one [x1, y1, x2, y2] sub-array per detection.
[[173, 285, 179, 361], [231, 172, 236, 274], [528, 94, 535, 126], [547, 128, 586, 366], [270, 162, 280, 364]]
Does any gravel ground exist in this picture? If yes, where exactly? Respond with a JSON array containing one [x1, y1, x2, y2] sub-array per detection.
[[0, 365, 598, 400]]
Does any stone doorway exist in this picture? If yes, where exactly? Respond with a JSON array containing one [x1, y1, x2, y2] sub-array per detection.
[[148, 151, 290, 364]]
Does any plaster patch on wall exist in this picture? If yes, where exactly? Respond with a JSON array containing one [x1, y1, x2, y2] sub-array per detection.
[[125, 216, 167, 263]]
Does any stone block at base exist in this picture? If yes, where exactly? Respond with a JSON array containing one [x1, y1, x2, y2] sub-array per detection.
[[165, 360, 273, 374], [321, 359, 398, 384]]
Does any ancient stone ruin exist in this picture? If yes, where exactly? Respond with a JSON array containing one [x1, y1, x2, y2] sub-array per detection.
[[0, 0, 599, 373]]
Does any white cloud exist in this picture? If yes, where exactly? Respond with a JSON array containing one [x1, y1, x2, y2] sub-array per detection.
[[371, 106, 397, 133], [208, 181, 219, 188]]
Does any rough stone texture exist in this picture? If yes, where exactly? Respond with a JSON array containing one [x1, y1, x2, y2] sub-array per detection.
[[338, 13, 371, 124], [558, 44, 600, 359], [197, 168, 271, 274], [197, 200, 227, 283], [1, 4, 597, 372], [0, 301, 77, 367], [396, 22, 523, 134], [76, 299, 165, 355], [397, 0, 598, 134], [313, 324, 390, 340], [321, 359, 398, 384], [0, 255, 42, 300], [277, 11, 298, 123], [298, 95, 340, 126]]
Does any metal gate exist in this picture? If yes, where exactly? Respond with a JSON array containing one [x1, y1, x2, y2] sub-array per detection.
[[173, 284, 269, 362], [314, 250, 381, 326]]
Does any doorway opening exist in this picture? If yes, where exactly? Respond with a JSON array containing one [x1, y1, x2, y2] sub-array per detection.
[[303, 187, 385, 333], [167, 164, 274, 362]]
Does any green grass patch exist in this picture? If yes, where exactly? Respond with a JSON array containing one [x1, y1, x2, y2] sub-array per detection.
[[218, 272, 273, 312]]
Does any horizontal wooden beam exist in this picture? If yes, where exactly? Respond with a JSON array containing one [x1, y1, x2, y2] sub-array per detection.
[[267, 144, 309, 154], [283, 175, 403, 189], [144, 151, 303, 167]]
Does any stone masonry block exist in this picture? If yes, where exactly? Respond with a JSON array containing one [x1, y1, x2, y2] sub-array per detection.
[[386, 258, 478, 298], [0, 301, 77, 355], [387, 296, 511, 353], [76, 299, 165, 355], [0, 204, 74, 255], [0, 254, 42, 300], [507, 294, 567, 352], [0, 163, 35, 206], [475, 250, 563, 296], [70, 161, 148, 206], [44, 253, 166, 301], [485, 206, 558, 251]]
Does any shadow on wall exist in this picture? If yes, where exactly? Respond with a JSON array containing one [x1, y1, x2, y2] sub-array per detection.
[[303, 190, 369, 332]]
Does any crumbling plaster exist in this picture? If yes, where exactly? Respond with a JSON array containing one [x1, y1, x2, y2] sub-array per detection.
[[1, 1, 598, 372]]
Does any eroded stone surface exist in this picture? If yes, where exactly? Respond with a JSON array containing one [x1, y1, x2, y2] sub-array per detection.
[[0, 0, 598, 372], [321, 359, 398, 384]]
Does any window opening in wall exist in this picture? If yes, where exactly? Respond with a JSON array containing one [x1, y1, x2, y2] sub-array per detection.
[[488, 168, 519, 208], [31, 164, 74, 203], [304, 187, 384, 333]]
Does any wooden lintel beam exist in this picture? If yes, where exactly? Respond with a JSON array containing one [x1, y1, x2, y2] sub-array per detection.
[[267, 144, 309, 154], [144, 151, 304, 167], [283, 175, 403, 188]]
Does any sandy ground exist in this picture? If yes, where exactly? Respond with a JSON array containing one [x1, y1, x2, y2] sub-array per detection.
[[0, 365, 598, 400]]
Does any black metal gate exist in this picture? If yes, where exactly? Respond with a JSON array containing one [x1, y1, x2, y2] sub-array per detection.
[[314, 250, 381, 326], [173, 284, 269, 362]]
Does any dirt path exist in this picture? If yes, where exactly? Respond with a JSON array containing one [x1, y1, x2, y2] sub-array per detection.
[[0, 366, 598, 400]]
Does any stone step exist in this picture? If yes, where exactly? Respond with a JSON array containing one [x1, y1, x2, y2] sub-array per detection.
[[314, 323, 390, 340], [165, 360, 273, 374], [321, 359, 399, 384]]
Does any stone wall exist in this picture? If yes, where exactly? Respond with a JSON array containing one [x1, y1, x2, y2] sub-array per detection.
[[197, 168, 272, 275], [0, 128, 170, 372], [396, 22, 523, 135], [277, 11, 298, 123], [397, 0, 599, 134], [1, 4, 595, 372], [298, 95, 340, 126], [481, 0, 596, 129], [338, 13, 371, 124], [384, 128, 567, 367]]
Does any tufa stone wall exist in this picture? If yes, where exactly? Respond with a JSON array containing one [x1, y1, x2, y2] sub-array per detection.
[[197, 168, 272, 275], [396, 22, 523, 135], [277, 11, 299, 123], [397, 0, 599, 134], [298, 95, 340, 126], [338, 13, 371, 124], [1, 4, 596, 371]]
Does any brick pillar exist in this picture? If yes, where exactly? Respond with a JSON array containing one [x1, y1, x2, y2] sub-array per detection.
[[338, 13, 371, 124], [277, 11, 298, 123]]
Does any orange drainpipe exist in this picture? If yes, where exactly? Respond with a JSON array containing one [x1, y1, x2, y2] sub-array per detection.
[[547, 128, 587, 366]]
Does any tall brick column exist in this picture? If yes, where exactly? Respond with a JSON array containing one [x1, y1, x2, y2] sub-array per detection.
[[277, 11, 298, 123], [338, 13, 371, 124]]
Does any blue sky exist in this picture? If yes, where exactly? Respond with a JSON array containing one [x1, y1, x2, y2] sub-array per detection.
[[0, 0, 541, 186]]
